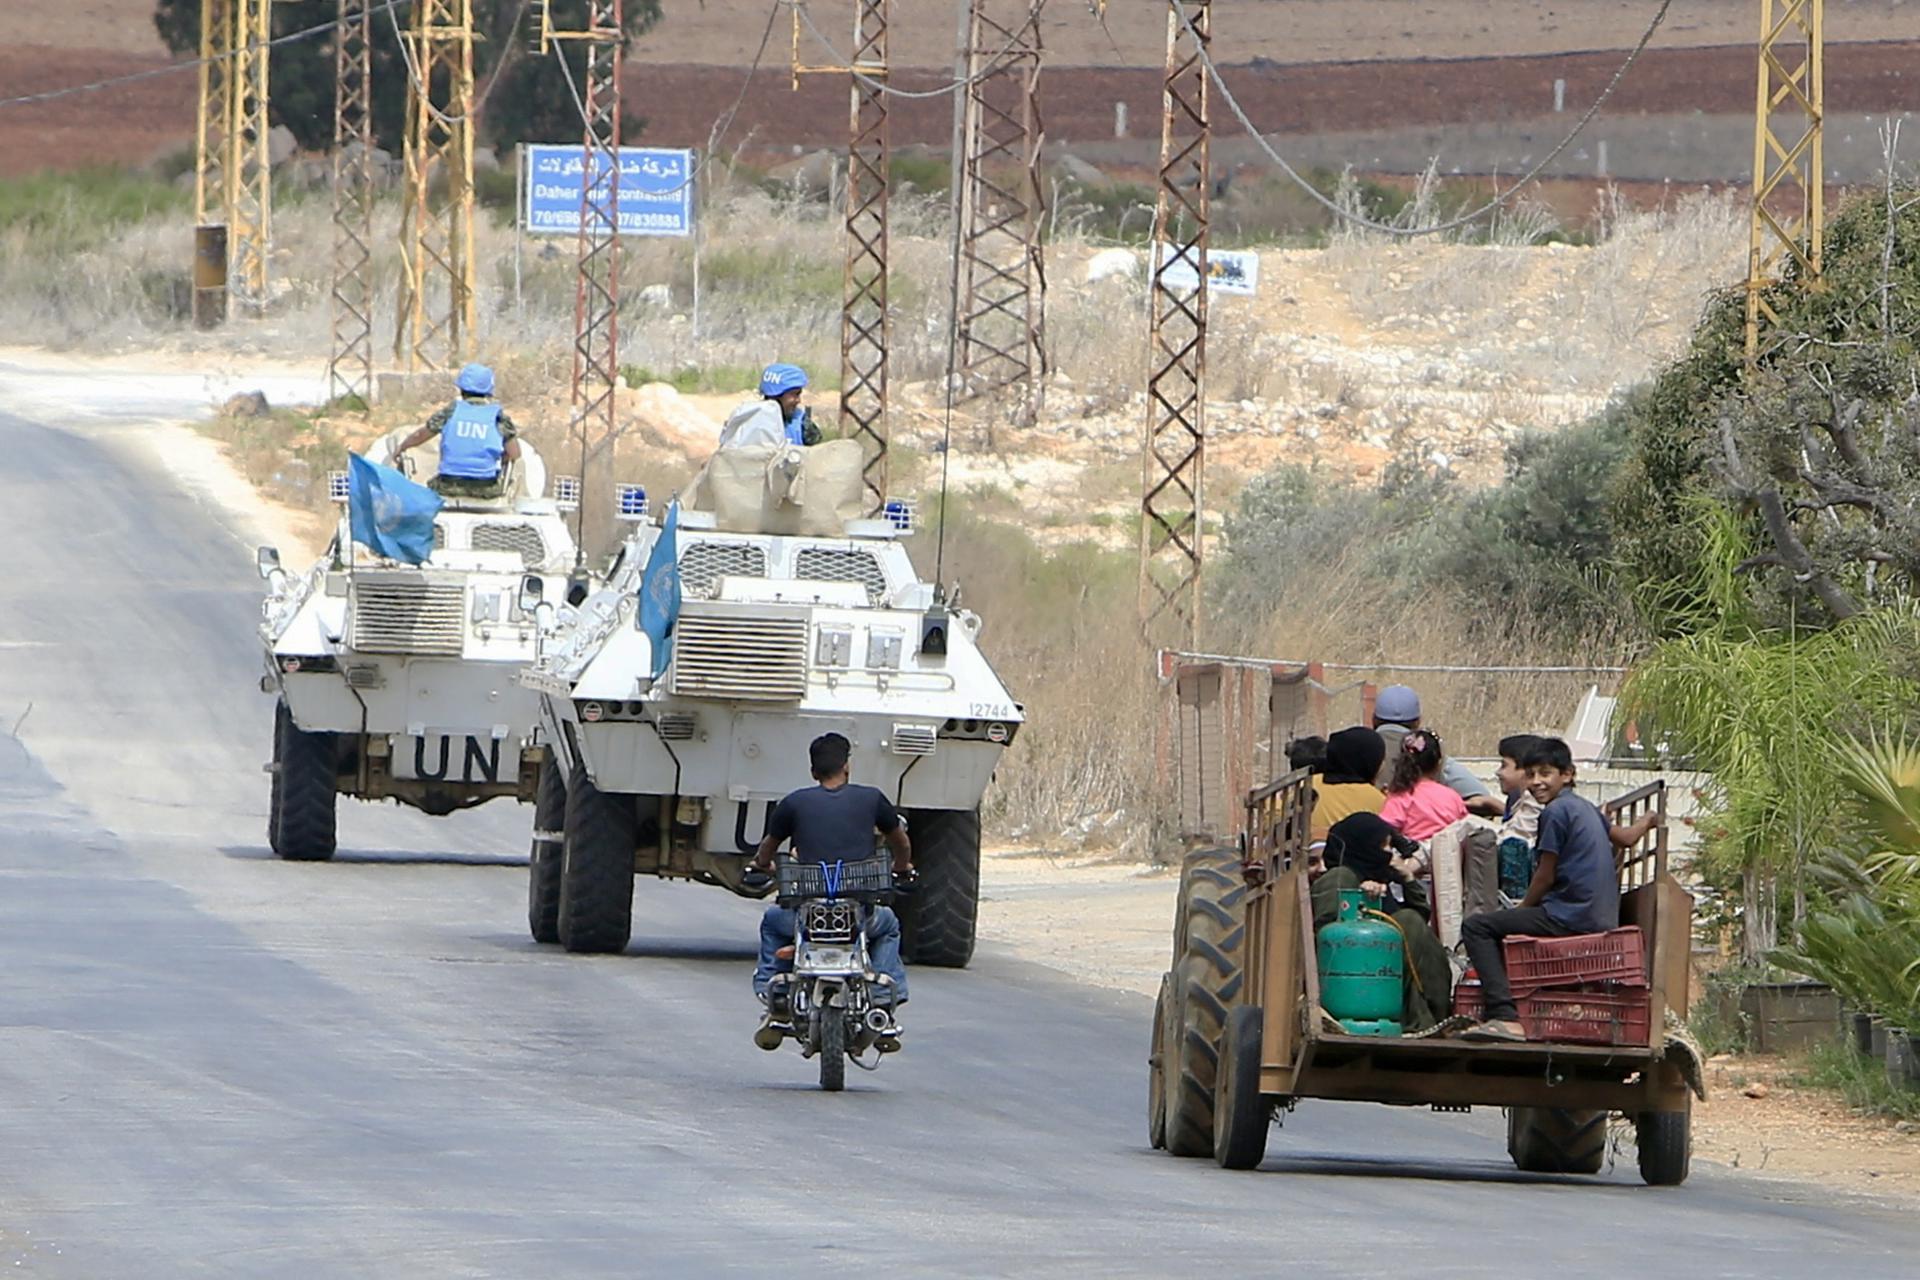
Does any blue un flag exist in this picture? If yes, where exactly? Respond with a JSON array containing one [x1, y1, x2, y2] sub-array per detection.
[[638, 500, 681, 681], [347, 453, 443, 565]]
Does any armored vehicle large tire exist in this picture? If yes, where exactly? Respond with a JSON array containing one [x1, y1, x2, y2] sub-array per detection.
[[1507, 1107, 1608, 1175], [557, 763, 637, 954], [899, 808, 980, 968], [270, 700, 337, 862], [1635, 1106, 1691, 1186], [527, 757, 566, 944], [1163, 847, 1247, 1158], [1214, 1002, 1270, 1169]]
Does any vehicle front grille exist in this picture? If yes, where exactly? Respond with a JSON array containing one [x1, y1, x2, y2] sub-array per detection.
[[349, 577, 465, 655], [669, 608, 807, 701], [793, 547, 887, 605], [802, 900, 858, 944], [680, 542, 767, 600], [471, 522, 546, 567]]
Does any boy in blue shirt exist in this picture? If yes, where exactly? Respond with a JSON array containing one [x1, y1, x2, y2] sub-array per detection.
[[1462, 737, 1620, 1042]]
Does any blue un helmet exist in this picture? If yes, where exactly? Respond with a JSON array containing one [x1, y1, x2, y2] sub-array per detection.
[[455, 363, 496, 397], [759, 363, 809, 398]]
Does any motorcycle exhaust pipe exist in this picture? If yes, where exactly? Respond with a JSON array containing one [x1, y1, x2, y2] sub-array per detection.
[[864, 1008, 894, 1034]]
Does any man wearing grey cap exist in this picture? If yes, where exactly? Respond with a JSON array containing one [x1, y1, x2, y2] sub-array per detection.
[[1372, 684, 1503, 819]]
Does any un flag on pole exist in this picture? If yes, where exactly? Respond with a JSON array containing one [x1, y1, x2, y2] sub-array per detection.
[[638, 500, 681, 681], [347, 453, 443, 565]]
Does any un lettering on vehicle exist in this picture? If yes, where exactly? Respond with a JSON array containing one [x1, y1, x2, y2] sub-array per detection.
[[393, 734, 503, 783]]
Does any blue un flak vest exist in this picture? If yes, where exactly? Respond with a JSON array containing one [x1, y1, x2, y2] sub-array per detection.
[[438, 400, 504, 479]]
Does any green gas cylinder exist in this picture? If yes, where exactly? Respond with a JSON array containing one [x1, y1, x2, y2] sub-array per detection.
[[1317, 889, 1404, 1036]]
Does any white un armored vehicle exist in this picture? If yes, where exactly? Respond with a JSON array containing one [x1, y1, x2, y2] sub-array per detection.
[[255, 431, 612, 860], [521, 439, 1022, 967]]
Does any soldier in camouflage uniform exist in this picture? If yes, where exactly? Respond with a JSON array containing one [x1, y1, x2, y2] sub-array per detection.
[[393, 363, 523, 500]]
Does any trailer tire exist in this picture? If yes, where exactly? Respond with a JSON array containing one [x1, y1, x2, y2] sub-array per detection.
[[1635, 1106, 1691, 1186], [1214, 1003, 1270, 1169], [1148, 973, 1173, 1150], [1507, 1107, 1608, 1175], [270, 700, 337, 862], [1163, 847, 1247, 1158], [526, 757, 566, 944], [899, 808, 980, 968], [557, 763, 637, 954]]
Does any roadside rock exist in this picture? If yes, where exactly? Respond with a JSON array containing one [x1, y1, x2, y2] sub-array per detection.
[[1056, 154, 1109, 188], [221, 391, 271, 419], [268, 124, 298, 168]]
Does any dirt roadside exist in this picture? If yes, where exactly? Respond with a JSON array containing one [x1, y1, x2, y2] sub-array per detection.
[[978, 845, 1920, 1202]]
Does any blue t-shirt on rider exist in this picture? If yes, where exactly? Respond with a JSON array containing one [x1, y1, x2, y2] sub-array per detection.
[[1536, 789, 1619, 933], [768, 783, 901, 864]]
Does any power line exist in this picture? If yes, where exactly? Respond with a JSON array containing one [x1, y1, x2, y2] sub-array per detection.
[[0, 0, 416, 111], [791, 0, 1047, 101], [544, 0, 785, 200], [1173, 0, 1675, 238]]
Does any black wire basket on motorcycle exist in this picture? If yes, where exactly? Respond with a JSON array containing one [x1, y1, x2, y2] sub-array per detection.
[[775, 856, 895, 906]]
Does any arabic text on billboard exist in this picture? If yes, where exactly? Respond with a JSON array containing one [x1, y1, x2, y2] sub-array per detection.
[[1154, 243, 1259, 297], [524, 145, 694, 238]]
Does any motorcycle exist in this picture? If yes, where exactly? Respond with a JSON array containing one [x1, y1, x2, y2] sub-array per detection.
[[760, 856, 907, 1091]]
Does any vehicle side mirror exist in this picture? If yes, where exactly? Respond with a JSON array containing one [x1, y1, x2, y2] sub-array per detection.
[[256, 545, 282, 579], [518, 574, 545, 616]]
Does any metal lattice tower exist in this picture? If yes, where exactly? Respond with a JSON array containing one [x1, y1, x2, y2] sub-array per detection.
[[194, 0, 272, 316], [955, 0, 1046, 423], [328, 0, 375, 406], [843, 0, 892, 512], [396, 0, 477, 373], [539, 0, 626, 558], [1745, 0, 1825, 363], [1139, 0, 1211, 642], [792, 1, 892, 511]]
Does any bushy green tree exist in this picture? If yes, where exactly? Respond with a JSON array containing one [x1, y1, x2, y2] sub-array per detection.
[[1610, 185, 1920, 632], [153, 0, 661, 156]]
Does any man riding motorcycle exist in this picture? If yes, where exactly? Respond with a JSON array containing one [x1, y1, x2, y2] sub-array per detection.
[[745, 732, 913, 1049]]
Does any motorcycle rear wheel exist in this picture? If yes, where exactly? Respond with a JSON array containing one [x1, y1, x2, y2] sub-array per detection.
[[819, 1011, 847, 1092]]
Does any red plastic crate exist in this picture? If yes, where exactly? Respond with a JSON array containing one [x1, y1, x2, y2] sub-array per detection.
[[1521, 986, 1652, 1047], [1448, 980, 1651, 1046], [1502, 927, 1647, 994]]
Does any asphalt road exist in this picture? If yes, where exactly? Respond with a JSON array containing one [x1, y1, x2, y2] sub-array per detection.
[[2, 390, 1918, 1278]]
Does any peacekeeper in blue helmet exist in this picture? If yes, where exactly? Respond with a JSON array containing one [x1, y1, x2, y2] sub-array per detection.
[[392, 363, 524, 498], [717, 362, 823, 450]]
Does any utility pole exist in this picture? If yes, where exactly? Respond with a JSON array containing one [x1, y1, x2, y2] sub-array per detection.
[[793, 0, 892, 514], [328, 0, 375, 407], [1745, 0, 1824, 363], [954, 0, 1047, 425], [396, 0, 477, 373], [538, 0, 626, 559], [194, 0, 272, 322], [1139, 0, 1211, 643], [1751, 0, 1820, 364]]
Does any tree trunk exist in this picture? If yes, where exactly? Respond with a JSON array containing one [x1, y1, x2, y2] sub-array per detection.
[[1741, 867, 1778, 965]]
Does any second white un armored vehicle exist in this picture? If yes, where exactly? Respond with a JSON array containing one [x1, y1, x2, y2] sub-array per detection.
[[521, 439, 1022, 967], [256, 431, 598, 860]]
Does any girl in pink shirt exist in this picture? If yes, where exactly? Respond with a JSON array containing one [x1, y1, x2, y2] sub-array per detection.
[[1381, 729, 1468, 842]]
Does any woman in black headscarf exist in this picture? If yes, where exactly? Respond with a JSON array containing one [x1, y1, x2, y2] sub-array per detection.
[[1311, 726, 1388, 843]]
